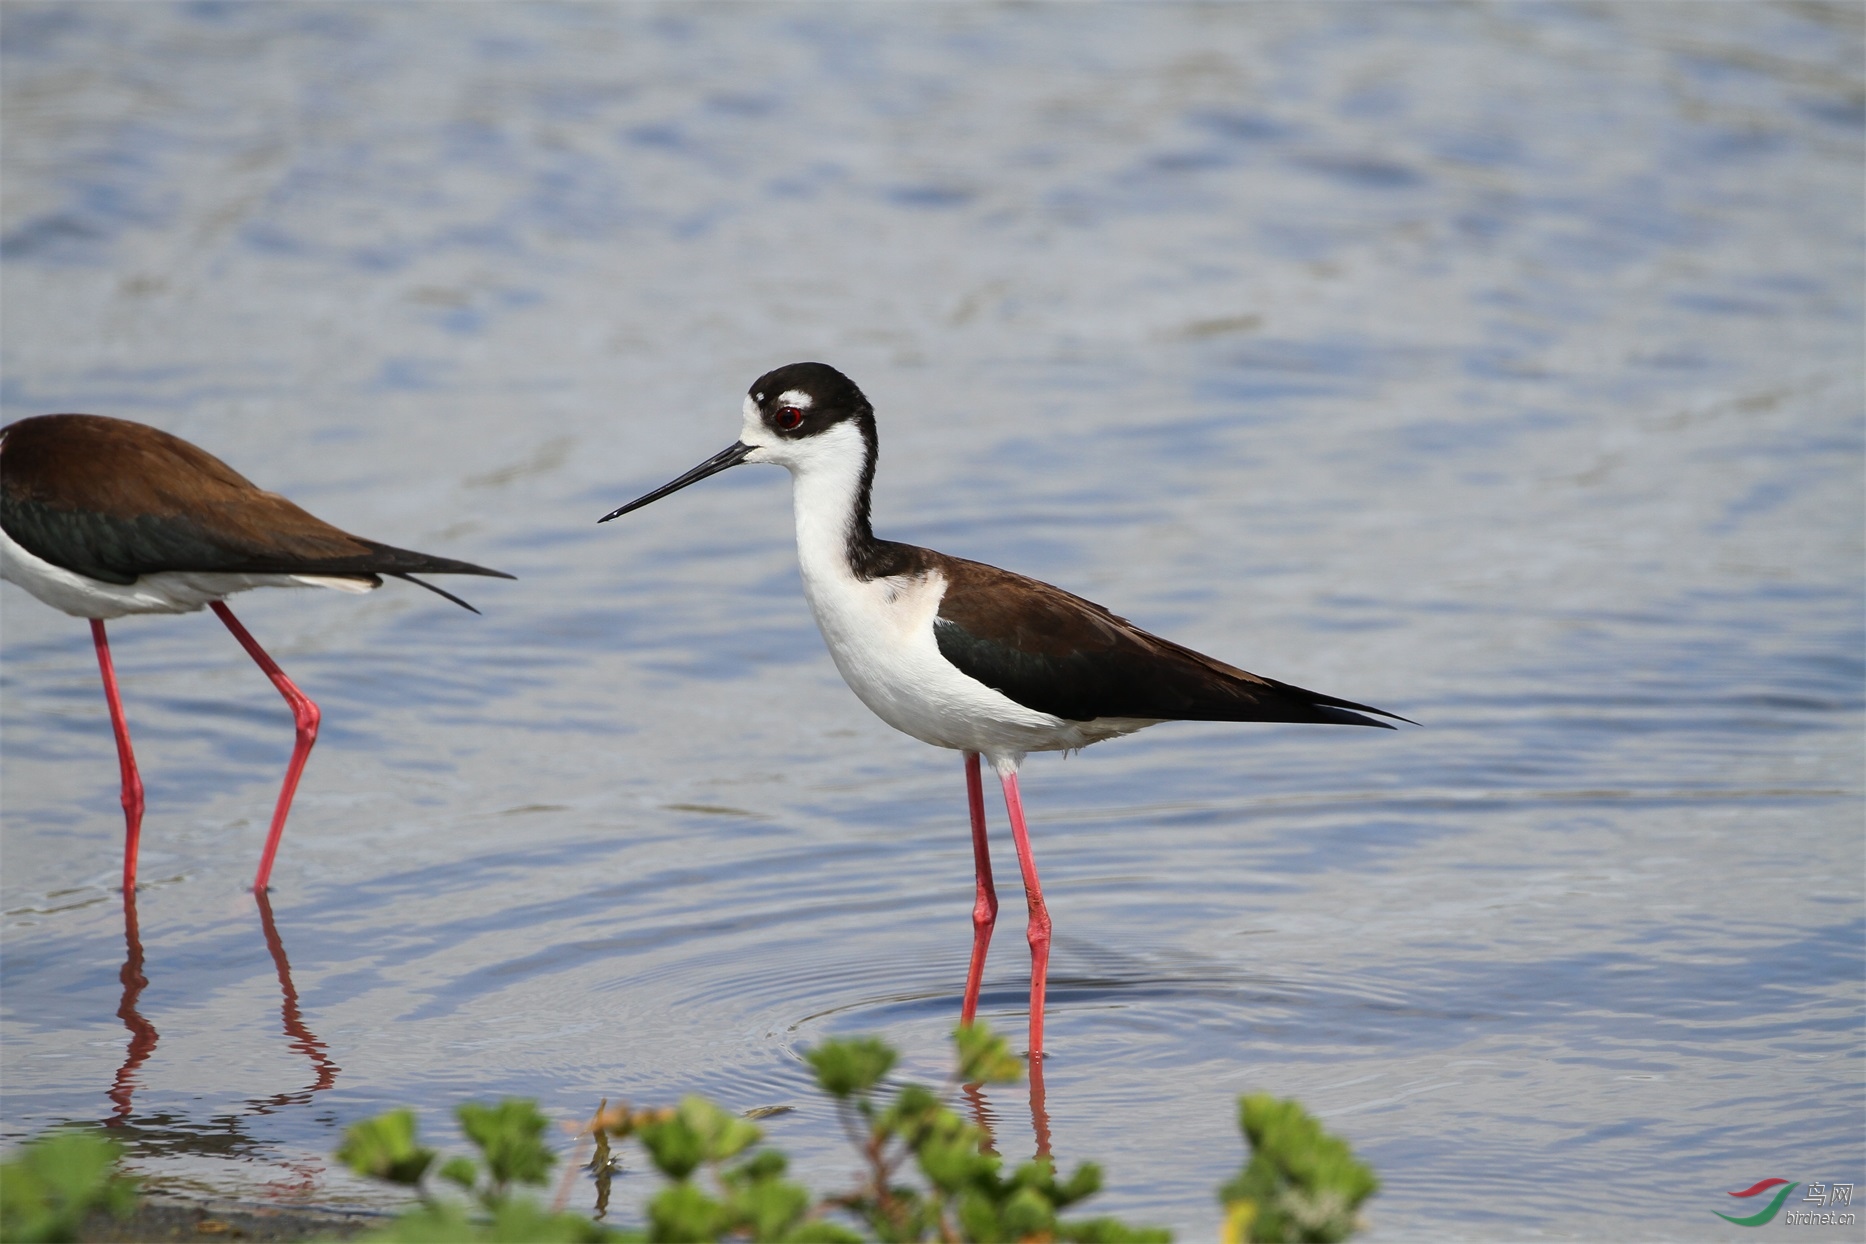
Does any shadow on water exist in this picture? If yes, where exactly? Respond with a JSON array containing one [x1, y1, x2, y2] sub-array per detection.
[[101, 888, 340, 1141]]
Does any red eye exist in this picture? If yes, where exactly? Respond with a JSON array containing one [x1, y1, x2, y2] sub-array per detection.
[[775, 406, 805, 430]]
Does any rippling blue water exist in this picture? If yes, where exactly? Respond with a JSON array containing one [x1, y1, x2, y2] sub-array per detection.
[[3, 4, 1861, 1238]]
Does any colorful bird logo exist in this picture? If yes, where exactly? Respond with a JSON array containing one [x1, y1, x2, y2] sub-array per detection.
[[1716, 1179, 1799, 1227]]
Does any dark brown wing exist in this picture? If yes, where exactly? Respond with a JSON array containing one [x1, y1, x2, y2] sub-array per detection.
[[0, 414, 512, 594], [927, 550, 1409, 727]]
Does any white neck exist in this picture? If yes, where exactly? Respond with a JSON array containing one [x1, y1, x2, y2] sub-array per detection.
[[781, 421, 871, 587]]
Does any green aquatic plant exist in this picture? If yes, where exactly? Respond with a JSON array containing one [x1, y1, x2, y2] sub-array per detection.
[[0, 1129, 139, 1243], [333, 1026, 1377, 1241], [337, 1024, 1169, 1241], [1218, 1094, 1378, 1244], [584, 1096, 841, 1242], [337, 1101, 611, 1242], [0, 1040, 1379, 1243], [788, 1025, 1163, 1243]]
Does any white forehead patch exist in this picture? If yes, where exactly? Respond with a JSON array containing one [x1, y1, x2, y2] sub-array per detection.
[[776, 389, 813, 409]]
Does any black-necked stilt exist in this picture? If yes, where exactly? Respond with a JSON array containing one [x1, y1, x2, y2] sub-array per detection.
[[0, 413, 513, 894], [600, 362, 1410, 1054]]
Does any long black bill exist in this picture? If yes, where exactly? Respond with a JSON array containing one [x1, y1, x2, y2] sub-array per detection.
[[598, 442, 754, 524]]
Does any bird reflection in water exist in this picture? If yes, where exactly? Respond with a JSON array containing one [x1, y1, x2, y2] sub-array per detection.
[[961, 1050, 1053, 1162], [250, 888, 341, 1111], [104, 888, 340, 1126], [106, 889, 158, 1123]]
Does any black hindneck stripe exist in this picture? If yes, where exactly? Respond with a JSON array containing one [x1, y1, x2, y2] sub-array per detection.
[[841, 415, 925, 581]]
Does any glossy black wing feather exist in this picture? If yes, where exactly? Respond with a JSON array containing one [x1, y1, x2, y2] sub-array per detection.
[[1, 495, 512, 584], [933, 616, 1397, 726], [3, 497, 222, 584], [934, 617, 1135, 720], [929, 552, 1409, 728], [299, 540, 515, 582]]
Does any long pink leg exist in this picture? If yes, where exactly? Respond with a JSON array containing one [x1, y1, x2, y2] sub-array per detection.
[[90, 620, 146, 893], [997, 767, 1051, 1057], [211, 603, 320, 893], [960, 751, 999, 1026]]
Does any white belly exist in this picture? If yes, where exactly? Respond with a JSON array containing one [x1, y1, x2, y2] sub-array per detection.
[[0, 521, 374, 619], [799, 564, 1153, 764]]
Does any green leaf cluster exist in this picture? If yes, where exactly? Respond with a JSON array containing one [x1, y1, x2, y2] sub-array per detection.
[[335, 1109, 437, 1187], [0, 1129, 139, 1243], [803, 1025, 1166, 1243], [337, 1099, 612, 1242], [328, 1028, 1377, 1242], [595, 1096, 844, 1242], [458, 1100, 556, 1197], [1217, 1095, 1377, 1244]]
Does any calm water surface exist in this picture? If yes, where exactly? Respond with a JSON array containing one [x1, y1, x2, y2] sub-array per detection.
[[2, 4, 1861, 1238]]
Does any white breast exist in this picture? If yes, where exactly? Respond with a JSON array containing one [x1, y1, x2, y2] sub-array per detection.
[[781, 445, 1141, 763], [797, 559, 1159, 764]]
